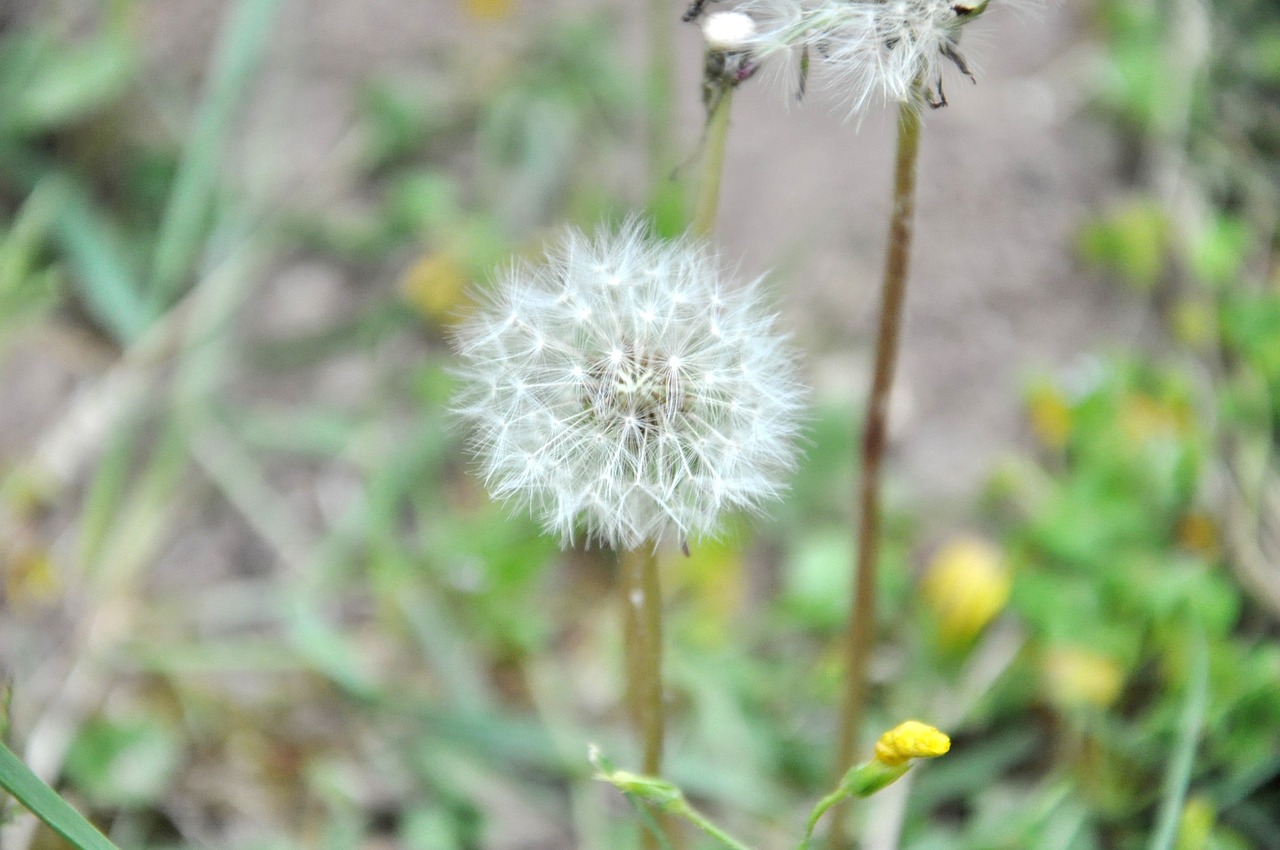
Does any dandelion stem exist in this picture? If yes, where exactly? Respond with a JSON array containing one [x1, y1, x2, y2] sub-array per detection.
[[692, 86, 733, 238], [622, 548, 668, 848], [830, 91, 924, 850]]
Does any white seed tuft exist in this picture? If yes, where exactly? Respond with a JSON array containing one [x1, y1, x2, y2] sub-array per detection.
[[451, 218, 806, 550], [702, 11, 759, 51], [739, 0, 996, 114]]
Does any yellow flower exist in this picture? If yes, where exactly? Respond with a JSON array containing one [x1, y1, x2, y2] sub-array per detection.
[[1176, 796, 1215, 850], [1175, 511, 1219, 559], [921, 536, 1010, 644], [401, 251, 469, 325], [1027, 384, 1072, 449], [3, 544, 59, 607], [1119, 393, 1188, 445], [833, 721, 950, 801], [873, 721, 951, 767], [463, 0, 514, 21], [1042, 647, 1125, 709]]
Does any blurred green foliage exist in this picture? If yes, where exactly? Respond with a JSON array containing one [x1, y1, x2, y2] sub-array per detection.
[[0, 8, 163, 341], [978, 359, 1280, 849], [1049, 0, 1280, 847]]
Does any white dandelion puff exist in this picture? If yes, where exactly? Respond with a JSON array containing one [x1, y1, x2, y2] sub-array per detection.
[[738, 0, 995, 113], [451, 219, 807, 551]]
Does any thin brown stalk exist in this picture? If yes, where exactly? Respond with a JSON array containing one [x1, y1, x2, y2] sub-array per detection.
[[828, 92, 924, 850]]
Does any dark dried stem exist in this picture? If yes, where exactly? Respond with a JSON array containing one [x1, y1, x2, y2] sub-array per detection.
[[829, 91, 924, 850]]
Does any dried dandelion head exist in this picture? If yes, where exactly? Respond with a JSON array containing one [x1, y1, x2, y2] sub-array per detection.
[[451, 219, 806, 550], [738, 0, 994, 112]]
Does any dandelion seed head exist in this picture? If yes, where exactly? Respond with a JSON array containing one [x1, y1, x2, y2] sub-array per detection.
[[451, 219, 806, 550], [738, 0, 997, 113]]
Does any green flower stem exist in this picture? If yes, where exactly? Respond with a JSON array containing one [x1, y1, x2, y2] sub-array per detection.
[[622, 548, 668, 849], [800, 788, 848, 850], [595, 762, 753, 850], [692, 84, 733, 238], [680, 803, 755, 850], [831, 88, 924, 850], [800, 760, 911, 849]]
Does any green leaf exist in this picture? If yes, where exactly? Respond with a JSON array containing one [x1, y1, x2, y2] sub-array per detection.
[[1188, 213, 1250, 287], [0, 30, 135, 135], [64, 718, 182, 808], [1149, 634, 1210, 850], [1077, 200, 1170, 290], [50, 175, 157, 341], [148, 0, 280, 304], [783, 529, 851, 631], [0, 741, 121, 850]]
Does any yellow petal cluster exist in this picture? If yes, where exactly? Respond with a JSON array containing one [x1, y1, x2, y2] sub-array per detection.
[[462, 0, 513, 21], [1042, 647, 1125, 709], [1027, 384, 1073, 449], [401, 252, 469, 325], [921, 536, 1010, 644], [873, 721, 951, 767]]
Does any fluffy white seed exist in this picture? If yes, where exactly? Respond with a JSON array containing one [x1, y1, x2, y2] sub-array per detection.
[[451, 219, 806, 550], [738, 0, 994, 114], [703, 11, 759, 51]]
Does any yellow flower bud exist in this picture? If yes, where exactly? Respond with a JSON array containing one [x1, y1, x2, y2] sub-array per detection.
[[873, 721, 951, 767], [921, 536, 1010, 644]]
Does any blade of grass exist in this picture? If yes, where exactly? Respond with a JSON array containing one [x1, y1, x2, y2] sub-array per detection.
[[76, 412, 142, 570], [84, 419, 189, 589], [0, 178, 61, 343], [48, 175, 156, 341], [0, 149, 156, 341], [0, 742, 121, 850], [148, 0, 279, 304], [0, 176, 58, 292], [1148, 632, 1209, 850]]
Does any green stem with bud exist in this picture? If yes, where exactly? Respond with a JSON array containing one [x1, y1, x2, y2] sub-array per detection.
[[594, 755, 752, 850], [830, 88, 924, 850], [802, 759, 912, 850]]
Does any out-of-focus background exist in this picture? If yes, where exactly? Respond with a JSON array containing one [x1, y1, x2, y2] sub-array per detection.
[[1, 0, 1278, 848]]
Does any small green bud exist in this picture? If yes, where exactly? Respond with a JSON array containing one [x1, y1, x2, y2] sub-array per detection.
[[839, 760, 911, 798], [589, 745, 691, 815]]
